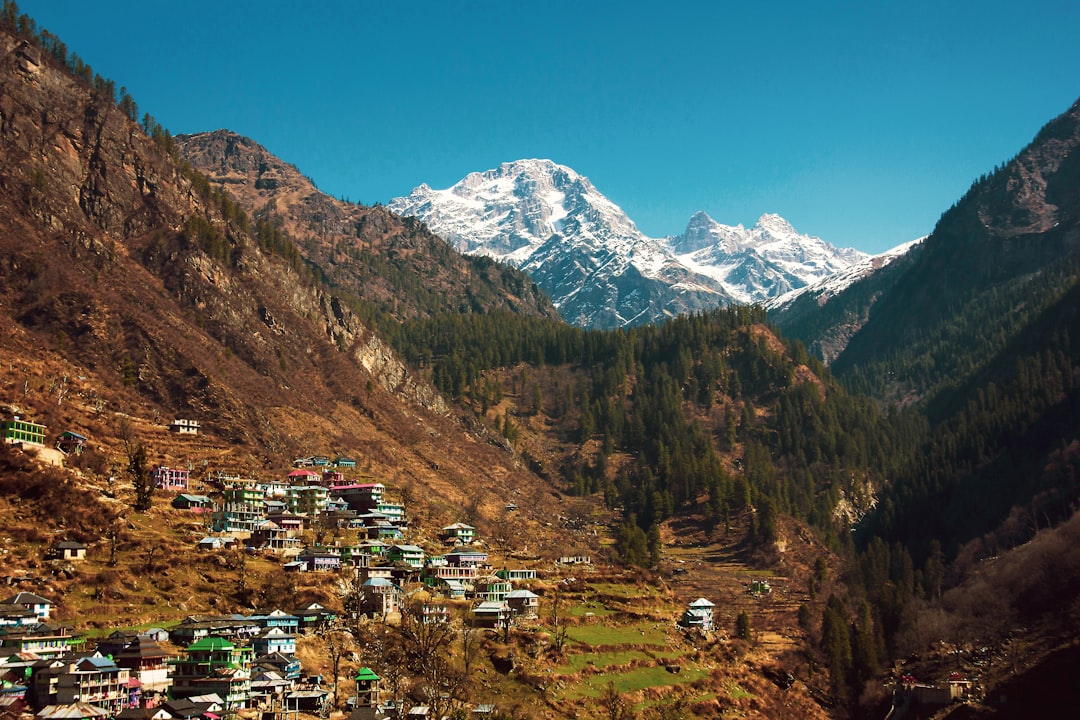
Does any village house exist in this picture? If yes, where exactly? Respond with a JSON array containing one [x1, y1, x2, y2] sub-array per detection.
[[506, 589, 540, 619], [470, 601, 510, 629], [333, 457, 357, 469], [286, 469, 320, 486], [196, 536, 238, 552], [251, 627, 296, 656], [439, 523, 475, 545], [45, 540, 87, 562], [171, 494, 213, 512], [0, 623, 84, 659], [249, 670, 292, 705], [2, 416, 46, 445], [359, 578, 402, 618], [444, 548, 488, 568], [386, 545, 424, 568], [2, 592, 53, 621], [246, 610, 300, 634], [286, 485, 329, 517], [422, 557, 480, 588], [333, 483, 385, 512], [680, 598, 716, 632], [289, 604, 337, 634], [248, 521, 302, 556], [159, 696, 224, 720], [54, 655, 136, 716], [418, 603, 451, 625], [168, 419, 200, 435], [0, 602, 39, 627], [495, 568, 537, 582], [151, 466, 189, 492], [55, 431, 86, 456], [297, 547, 341, 572], [169, 617, 259, 647], [473, 577, 512, 603], [252, 652, 301, 681], [170, 636, 252, 710], [0, 650, 36, 700], [433, 578, 467, 600], [321, 469, 345, 486], [110, 635, 171, 694]]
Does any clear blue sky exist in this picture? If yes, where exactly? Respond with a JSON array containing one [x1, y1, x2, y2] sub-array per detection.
[[17, 0, 1080, 253]]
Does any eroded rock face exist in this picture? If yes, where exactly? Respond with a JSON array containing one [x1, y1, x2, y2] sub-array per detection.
[[0, 27, 449, 443], [0, 38, 192, 240]]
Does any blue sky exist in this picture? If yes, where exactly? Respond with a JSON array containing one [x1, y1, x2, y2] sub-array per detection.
[[17, 0, 1080, 253]]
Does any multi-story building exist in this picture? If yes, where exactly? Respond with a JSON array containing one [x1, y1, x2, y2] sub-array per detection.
[[286, 485, 328, 517], [111, 635, 171, 694], [151, 466, 189, 492], [54, 655, 135, 715], [170, 636, 252, 710], [1, 416, 45, 445]]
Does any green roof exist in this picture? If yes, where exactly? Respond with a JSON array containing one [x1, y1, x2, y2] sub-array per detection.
[[354, 667, 379, 681], [187, 636, 235, 651]]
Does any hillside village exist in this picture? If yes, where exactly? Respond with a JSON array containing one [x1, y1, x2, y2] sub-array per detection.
[[0, 413, 744, 720]]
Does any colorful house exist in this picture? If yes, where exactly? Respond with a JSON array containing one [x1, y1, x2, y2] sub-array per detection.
[[439, 523, 475, 545], [151, 466, 189, 492], [251, 627, 296, 656], [169, 636, 252, 710], [55, 655, 135, 715], [2, 417, 45, 445], [386, 545, 424, 568], [2, 593, 53, 621], [680, 598, 715, 631]]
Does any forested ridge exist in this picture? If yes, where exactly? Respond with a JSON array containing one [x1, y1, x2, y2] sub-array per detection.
[[389, 307, 923, 553]]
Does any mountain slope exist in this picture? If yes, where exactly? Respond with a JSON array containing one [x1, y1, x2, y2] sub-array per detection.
[[0, 24, 572, 564], [765, 238, 923, 363], [175, 131, 559, 328], [833, 97, 1080, 402], [390, 160, 866, 328], [840, 96, 1080, 557]]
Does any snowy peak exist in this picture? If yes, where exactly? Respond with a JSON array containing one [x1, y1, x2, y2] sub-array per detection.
[[390, 160, 870, 328], [389, 158, 644, 266], [665, 211, 870, 305]]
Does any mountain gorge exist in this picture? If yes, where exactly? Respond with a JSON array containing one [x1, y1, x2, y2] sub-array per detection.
[[389, 159, 872, 328]]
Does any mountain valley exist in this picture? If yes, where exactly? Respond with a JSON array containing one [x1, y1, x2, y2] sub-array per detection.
[[2, 4, 1080, 719]]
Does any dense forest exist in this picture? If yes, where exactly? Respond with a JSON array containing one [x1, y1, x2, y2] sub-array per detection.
[[388, 307, 924, 554]]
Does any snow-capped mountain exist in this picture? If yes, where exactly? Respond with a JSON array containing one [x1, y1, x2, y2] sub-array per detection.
[[389, 159, 869, 328]]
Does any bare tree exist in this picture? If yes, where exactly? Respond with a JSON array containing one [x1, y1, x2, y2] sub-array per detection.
[[317, 625, 353, 711], [337, 570, 368, 634], [550, 584, 570, 653]]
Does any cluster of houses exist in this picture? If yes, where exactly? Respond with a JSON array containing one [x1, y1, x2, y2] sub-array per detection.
[[161, 462, 542, 627], [0, 591, 410, 719]]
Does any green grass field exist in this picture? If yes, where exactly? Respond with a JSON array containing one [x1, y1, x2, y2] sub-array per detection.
[[559, 664, 709, 699], [566, 621, 670, 647]]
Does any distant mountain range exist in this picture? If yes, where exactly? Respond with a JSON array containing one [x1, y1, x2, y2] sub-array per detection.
[[389, 159, 893, 329]]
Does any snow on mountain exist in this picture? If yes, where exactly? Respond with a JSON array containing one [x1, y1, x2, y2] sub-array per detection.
[[389, 159, 869, 328], [763, 237, 924, 311], [665, 211, 870, 305]]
